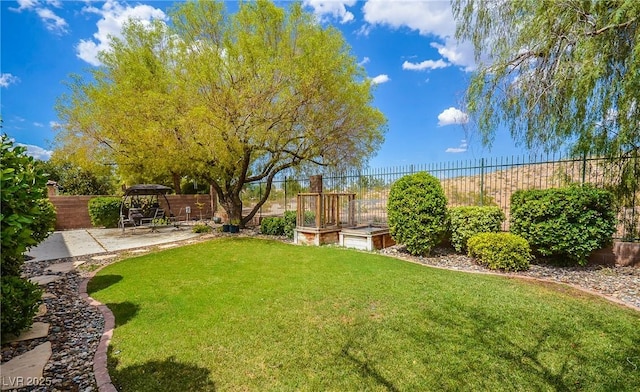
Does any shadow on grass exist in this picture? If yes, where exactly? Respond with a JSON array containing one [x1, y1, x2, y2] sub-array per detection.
[[411, 300, 640, 391], [340, 339, 399, 392], [106, 301, 140, 327], [87, 274, 122, 293], [108, 349, 216, 392]]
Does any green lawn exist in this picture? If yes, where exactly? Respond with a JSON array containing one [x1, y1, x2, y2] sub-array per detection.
[[89, 238, 640, 391]]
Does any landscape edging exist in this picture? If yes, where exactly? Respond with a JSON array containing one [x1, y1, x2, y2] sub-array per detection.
[[79, 266, 118, 392]]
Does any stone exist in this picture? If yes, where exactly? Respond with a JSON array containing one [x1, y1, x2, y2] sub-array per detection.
[[73, 260, 87, 267], [45, 262, 75, 274], [91, 255, 117, 261], [4, 323, 50, 343], [158, 244, 177, 249], [41, 292, 56, 299], [36, 304, 47, 317], [0, 341, 52, 391], [29, 275, 61, 286], [131, 248, 149, 253]]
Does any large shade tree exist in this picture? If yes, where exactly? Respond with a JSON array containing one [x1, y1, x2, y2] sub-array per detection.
[[453, 0, 638, 156], [56, 0, 386, 225]]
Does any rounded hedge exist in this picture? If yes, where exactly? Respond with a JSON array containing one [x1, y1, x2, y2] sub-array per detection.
[[467, 232, 532, 272], [510, 185, 616, 266], [448, 206, 505, 253], [387, 172, 448, 256]]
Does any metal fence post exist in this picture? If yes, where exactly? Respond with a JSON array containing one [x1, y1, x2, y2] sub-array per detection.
[[480, 158, 485, 206], [582, 153, 587, 185]]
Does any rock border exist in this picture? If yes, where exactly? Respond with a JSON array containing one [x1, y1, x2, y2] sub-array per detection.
[[78, 266, 117, 392]]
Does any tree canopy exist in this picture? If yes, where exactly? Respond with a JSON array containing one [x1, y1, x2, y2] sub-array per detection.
[[453, 0, 639, 157], [56, 0, 386, 225]]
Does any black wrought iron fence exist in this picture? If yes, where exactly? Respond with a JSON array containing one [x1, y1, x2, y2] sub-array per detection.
[[245, 153, 638, 241]]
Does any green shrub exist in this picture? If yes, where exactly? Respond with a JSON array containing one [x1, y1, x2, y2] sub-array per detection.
[[31, 199, 57, 245], [1, 135, 54, 276], [283, 211, 297, 239], [192, 224, 212, 233], [387, 172, 448, 256], [301, 210, 316, 226], [261, 211, 297, 238], [449, 206, 505, 253], [152, 217, 171, 226], [1, 136, 51, 338], [467, 232, 532, 271], [88, 197, 122, 228], [1, 275, 43, 339], [510, 185, 616, 266], [261, 216, 285, 236]]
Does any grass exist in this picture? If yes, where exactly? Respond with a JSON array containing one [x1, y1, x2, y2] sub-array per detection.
[[88, 238, 640, 391]]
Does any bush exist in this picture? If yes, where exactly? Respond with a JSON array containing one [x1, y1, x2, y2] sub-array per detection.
[[448, 206, 505, 253], [261, 216, 285, 236], [510, 185, 616, 266], [283, 211, 297, 239], [88, 197, 122, 228], [1, 276, 43, 338], [467, 232, 532, 271], [1, 135, 54, 276], [387, 172, 448, 256], [260, 211, 297, 238], [31, 199, 57, 245], [192, 224, 212, 233], [1, 136, 51, 338]]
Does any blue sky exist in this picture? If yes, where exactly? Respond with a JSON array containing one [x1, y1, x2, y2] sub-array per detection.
[[1, 0, 526, 167]]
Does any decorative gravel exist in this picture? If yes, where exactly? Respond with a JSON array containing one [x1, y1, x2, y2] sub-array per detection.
[[2, 235, 637, 392], [2, 256, 104, 392]]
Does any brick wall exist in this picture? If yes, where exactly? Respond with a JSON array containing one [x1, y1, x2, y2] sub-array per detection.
[[49, 194, 217, 230], [49, 196, 97, 230]]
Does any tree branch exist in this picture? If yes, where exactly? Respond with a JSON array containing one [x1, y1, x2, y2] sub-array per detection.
[[587, 17, 637, 37]]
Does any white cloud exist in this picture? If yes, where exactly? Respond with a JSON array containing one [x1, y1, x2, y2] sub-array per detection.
[[36, 7, 68, 33], [33, 122, 44, 127], [402, 59, 449, 71], [76, 0, 167, 66], [363, 0, 454, 36], [10, 0, 68, 34], [10, 0, 38, 12], [304, 0, 357, 24], [431, 40, 476, 72], [437, 107, 469, 126], [359, 57, 370, 66], [49, 121, 62, 129], [17, 143, 53, 161], [445, 139, 468, 153], [45, 0, 62, 8], [362, 0, 476, 71], [370, 74, 390, 85], [0, 73, 20, 88]]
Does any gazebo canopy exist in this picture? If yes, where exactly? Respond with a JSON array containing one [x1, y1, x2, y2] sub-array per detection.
[[123, 184, 173, 196]]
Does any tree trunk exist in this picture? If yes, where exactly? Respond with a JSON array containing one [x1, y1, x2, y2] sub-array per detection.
[[218, 191, 243, 227], [171, 172, 182, 194]]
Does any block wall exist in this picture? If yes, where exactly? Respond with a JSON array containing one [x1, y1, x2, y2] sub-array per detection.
[[49, 194, 217, 230]]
